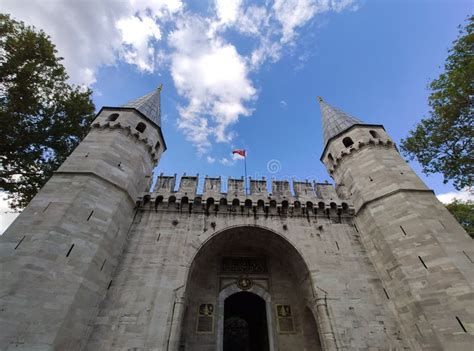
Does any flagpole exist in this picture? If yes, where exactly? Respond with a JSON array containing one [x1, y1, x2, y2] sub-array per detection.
[[244, 154, 248, 196]]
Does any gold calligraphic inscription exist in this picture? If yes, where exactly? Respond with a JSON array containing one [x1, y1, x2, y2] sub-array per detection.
[[276, 304, 295, 333], [237, 276, 253, 290], [196, 304, 214, 333], [199, 304, 214, 316], [221, 256, 267, 274]]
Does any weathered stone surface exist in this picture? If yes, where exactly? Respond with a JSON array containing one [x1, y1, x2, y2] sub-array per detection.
[[1, 94, 472, 350]]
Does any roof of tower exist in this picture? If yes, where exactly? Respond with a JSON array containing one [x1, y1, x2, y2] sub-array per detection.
[[317, 96, 363, 145], [122, 84, 163, 126]]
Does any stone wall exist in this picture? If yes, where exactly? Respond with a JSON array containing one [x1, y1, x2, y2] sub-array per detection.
[[322, 125, 474, 349], [0, 108, 163, 350], [85, 192, 409, 350]]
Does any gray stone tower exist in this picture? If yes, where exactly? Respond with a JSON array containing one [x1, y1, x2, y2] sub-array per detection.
[[0, 87, 166, 349], [318, 97, 474, 349]]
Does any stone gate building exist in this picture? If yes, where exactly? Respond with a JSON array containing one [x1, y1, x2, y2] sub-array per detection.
[[1, 88, 473, 350]]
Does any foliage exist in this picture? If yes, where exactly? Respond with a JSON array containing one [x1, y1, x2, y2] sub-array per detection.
[[445, 199, 474, 238], [0, 14, 95, 209], [400, 16, 473, 191]]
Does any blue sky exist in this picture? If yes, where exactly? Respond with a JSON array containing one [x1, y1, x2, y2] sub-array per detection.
[[0, 0, 473, 231], [92, 0, 471, 194]]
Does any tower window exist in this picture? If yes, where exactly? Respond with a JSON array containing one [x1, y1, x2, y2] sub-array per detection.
[[342, 137, 354, 148], [107, 113, 119, 121], [369, 130, 379, 138], [155, 141, 160, 149], [136, 122, 146, 133]]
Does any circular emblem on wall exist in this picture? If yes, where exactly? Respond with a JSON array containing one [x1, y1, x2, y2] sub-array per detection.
[[237, 276, 253, 290]]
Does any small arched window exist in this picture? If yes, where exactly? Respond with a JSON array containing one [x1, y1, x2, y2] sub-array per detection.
[[168, 196, 176, 204], [206, 197, 215, 208], [270, 200, 277, 208], [342, 202, 349, 211], [181, 196, 189, 205], [282, 200, 289, 209], [194, 197, 202, 205], [155, 141, 160, 149], [136, 122, 146, 133], [219, 198, 228, 206], [107, 113, 119, 121], [143, 194, 151, 205], [257, 199, 265, 208], [330, 202, 337, 209], [327, 153, 334, 162], [232, 198, 240, 206], [155, 195, 163, 209], [318, 202, 325, 210], [245, 199, 252, 208], [369, 130, 379, 138], [294, 201, 301, 209], [306, 201, 314, 211], [342, 137, 354, 148]]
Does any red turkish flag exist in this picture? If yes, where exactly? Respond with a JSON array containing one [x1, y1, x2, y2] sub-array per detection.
[[232, 149, 246, 157]]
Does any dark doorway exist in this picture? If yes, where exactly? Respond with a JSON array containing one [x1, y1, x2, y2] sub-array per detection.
[[224, 292, 269, 351]]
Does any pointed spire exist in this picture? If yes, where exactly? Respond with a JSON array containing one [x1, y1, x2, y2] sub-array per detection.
[[123, 85, 163, 126], [317, 97, 363, 146]]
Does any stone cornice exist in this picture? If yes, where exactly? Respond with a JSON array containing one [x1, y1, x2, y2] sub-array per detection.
[[355, 188, 435, 215], [91, 121, 161, 163], [327, 138, 396, 176]]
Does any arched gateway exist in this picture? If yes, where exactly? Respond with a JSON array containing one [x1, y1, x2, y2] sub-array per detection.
[[4, 89, 472, 351], [179, 226, 325, 350]]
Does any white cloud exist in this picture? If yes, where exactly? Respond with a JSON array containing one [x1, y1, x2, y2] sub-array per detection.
[[169, 16, 256, 153], [116, 14, 162, 72], [273, 0, 356, 44], [207, 156, 216, 164], [280, 100, 288, 108], [0, 0, 183, 86], [437, 188, 473, 204], [1, 0, 357, 152], [214, 0, 242, 26], [219, 157, 235, 166], [0, 0, 128, 86], [273, 0, 320, 43]]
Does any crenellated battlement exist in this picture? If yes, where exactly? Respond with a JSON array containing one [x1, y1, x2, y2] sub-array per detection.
[[137, 174, 354, 216]]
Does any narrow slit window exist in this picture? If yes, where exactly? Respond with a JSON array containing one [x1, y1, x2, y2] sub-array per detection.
[[100, 259, 107, 271], [43, 202, 51, 212], [462, 250, 473, 263], [383, 288, 390, 300], [87, 210, 94, 221], [456, 316, 467, 333], [418, 256, 428, 269], [400, 225, 407, 236], [66, 244, 75, 257], [14, 236, 26, 250]]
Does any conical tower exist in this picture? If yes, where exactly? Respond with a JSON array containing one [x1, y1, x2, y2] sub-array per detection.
[[0, 87, 166, 349], [318, 97, 474, 349]]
